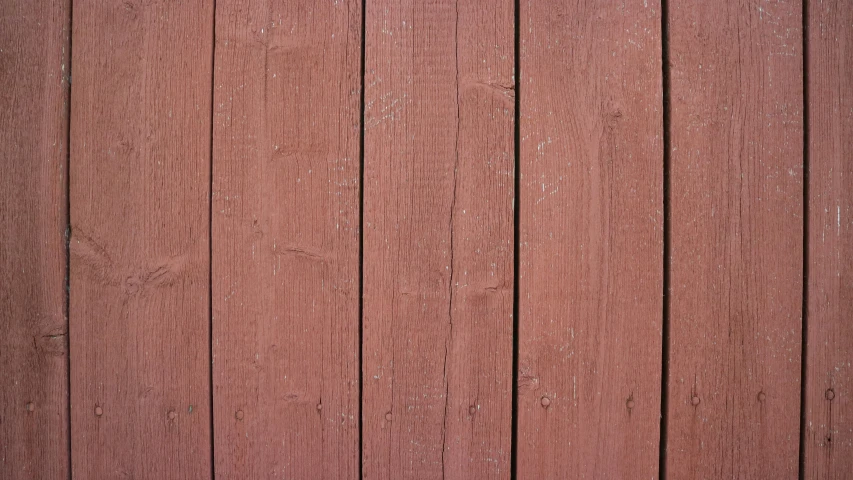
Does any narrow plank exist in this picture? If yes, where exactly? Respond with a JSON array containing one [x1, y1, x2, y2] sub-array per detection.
[[211, 1, 361, 478], [0, 1, 71, 478], [69, 2, 214, 478], [516, 1, 664, 478], [362, 1, 515, 478], [803, 1, 853, 477], [665, 1, 804, 478]]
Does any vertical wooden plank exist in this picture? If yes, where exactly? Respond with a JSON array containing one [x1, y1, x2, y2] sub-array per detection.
[[0, 1, 70, 478], [362, 1, 515, 478], [517, 1, 663, 478], [69, 2, 213, 478], [804, 1, 853, 477], [211, 1, 361, 478], [666, 1, 803, 478]]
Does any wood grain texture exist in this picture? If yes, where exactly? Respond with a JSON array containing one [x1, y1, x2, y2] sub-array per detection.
[[211, 1, 361, 478], [803, 1, 853, 477], [665, 1, 804, 478], [0, 1, 70, 478], [516, 1, 663, 478], [69, 2, 214, 478], [362, 1, 515, 478]]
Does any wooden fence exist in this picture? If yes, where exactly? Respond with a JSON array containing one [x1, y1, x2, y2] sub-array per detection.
[[0, 0, 850, 479]]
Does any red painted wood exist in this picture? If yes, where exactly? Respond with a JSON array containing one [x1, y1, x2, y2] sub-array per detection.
[[516, 1, 664, 478], [69, 2, 214, 478], [362, 1, 515, 478], [211, 1, 362, 478], [803, 1, 853, 477], [665, 1, 804, 478], [0, 1, 71, 478]]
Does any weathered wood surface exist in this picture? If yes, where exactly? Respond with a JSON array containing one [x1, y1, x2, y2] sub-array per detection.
[[0, 1, 71, 478], [665, 1, 804, 478], [69, 2, 214, 478], [361, 1, 515, 478], [5, 1, 853, 477], [803, 1, 853, 477], [516, 1, 664, 478], [211, 1, 362, 478]]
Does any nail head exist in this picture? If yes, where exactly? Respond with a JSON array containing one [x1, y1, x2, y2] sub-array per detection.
[[235, 410, 244, 420], [167, 410, 177, 420], [826, 389, 835, 401], [691, 395, 701, 406], [25, 402, 35, 412], [757, 392, 766, 402], [94, 406, 103, 416], [469, 405, 477, 415], [385, 412, 392, 421], [626, 399, 635, 409], [316, 403, 323, 411], [540, 396, 551, 407]]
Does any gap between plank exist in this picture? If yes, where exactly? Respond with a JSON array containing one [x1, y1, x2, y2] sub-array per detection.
[[510, 0, 521, 477], [208, 1, 217, 478], [658, 0, 672, 477], [798, 1, 810, 478], [358, 0, 367, 477], [65, 1, 74, 478]]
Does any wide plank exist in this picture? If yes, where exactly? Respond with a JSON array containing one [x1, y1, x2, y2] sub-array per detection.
[[362, 1, 515, 478], [665, 1, 804, 477], [69, 2, 214, 478], [211, 1, 362, 478], [516, 1, 664, 478], [803, 1, 853, 477]]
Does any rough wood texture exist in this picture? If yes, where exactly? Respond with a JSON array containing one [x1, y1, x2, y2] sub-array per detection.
[[516, 1, 663, 478], [69, 2, 214, 478], [803, 1, 853, 477], [665, 1, 804, 478], [362, 1, 515, 478], [0, 1, 71, 478], [211, 1, 361, 478]]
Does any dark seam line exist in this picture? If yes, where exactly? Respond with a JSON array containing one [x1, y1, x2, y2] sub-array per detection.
[[510, 0, 521, 478], [358, 0, 367, 477], [798, 1, 810, 478], [658, 0, 672, 478], [208, 2, 217, 478], [65, 1, 74, 478]]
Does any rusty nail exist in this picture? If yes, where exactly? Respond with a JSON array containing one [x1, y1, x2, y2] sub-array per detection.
[[94, 406, 103, 417], [691, 395, 701, 406], [826, 389, 835, 401], [235, 410, 244, 420], [540, 396, 551, 407]]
